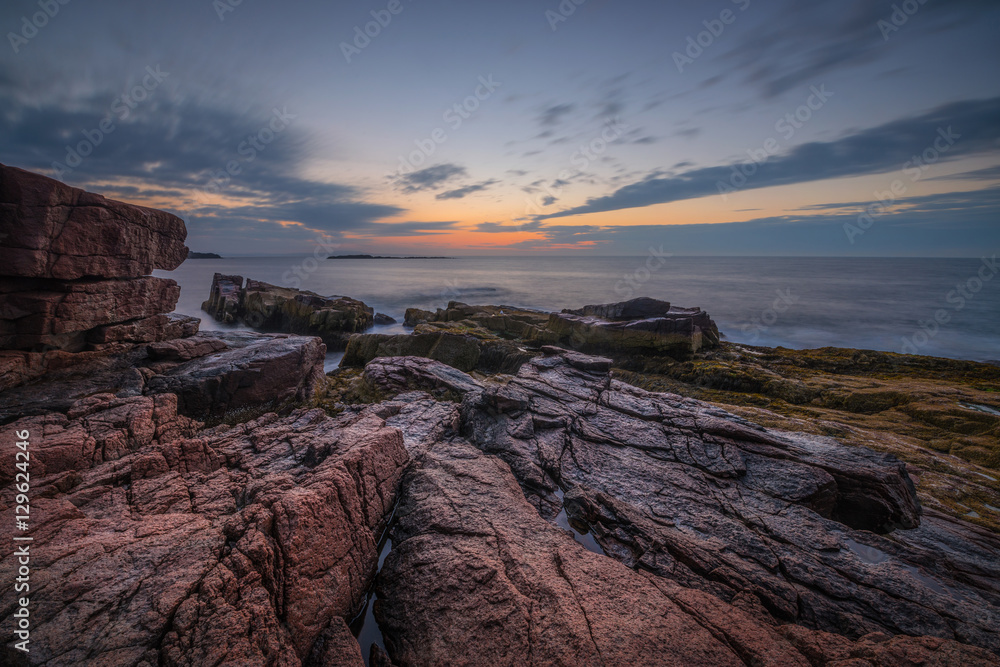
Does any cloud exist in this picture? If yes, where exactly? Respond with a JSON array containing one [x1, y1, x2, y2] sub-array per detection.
[[539, 96, 1000, 221], [720, 0, 998, 98], [538, 103, 575, 127], [436, 179, 498, 200], [396, 163, 467, 193], [930, 164, 1000, 181], [350, 221, 461, 237], [0, 78, 412, 244]]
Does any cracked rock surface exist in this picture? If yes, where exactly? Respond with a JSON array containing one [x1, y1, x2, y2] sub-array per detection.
[[451, 349, 1000, 656], [374, 390, 999, 666], [0, 394, 407, 666]]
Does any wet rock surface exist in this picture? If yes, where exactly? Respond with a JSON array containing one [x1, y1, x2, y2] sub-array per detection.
[[364, 356, 483, 396], [456, 350, 1000, 655], [374, 395, 999, 666]]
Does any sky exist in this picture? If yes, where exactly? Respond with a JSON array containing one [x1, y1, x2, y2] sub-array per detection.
[[1, 0, 998, 256]]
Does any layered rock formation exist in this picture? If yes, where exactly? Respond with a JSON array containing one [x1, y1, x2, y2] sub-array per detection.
[[202, 274, 374, 348], [0, 167, 403, 667], [0, 164, 189, 353], [0, 163, 187, 280]]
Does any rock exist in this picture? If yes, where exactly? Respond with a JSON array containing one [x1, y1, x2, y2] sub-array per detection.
[[147, 335, 228, 362], [548, 302, 720, 359], [374, 312, 397, 325], [400, 299, 718, 361], [342, 332, 482, 372], [0, 396, 407, 666], [200, 273, 244, 324], [146, 332, 326, 419], [374, 422, 997, 665], [566, 296, 673, 320], [88, 313, 200, 346], [458, 350, 1000, 653], [343, 329, 536, 375], [201, 274, 374, 348], [368, 644, 394, 667], [364, 356, 483, 396], [403, 301, 554, 342], [0, 276, 181, 351], [0, 163, 187, 279]]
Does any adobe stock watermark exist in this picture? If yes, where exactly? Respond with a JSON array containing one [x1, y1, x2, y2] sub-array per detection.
[[388, 75, 501, 178], [717, 84, 833, 201], [213, 0, 245, 21], [878, 0, 930, 41], [740, 288, 798, 343], [198, 107, 296, 199], [340, 0, 412, 63], [614, 245, 672, 299], [844, 126, 959, 244], [545, 0, 588, 31], [523, 116, 628, 216], [280, 236, 342, 290], [7, 0, 71, 54], [899, 255, 997, 355], [672, 0, 751, 73], [50, 65, 169, 179]]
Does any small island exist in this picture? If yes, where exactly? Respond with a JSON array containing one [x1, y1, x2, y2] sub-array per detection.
[[327, 254, 454, 260], [188, 251, 223, 259]]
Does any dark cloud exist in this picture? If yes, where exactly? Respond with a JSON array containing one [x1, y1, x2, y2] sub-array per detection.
[[396, 163, 467, 193], [540, 96, 1000, 221], [538, 103, 575, 127], [436, 179, 498, 200], [930, 164, 1000, 181], [0, 81, 408, 241], [721, 0, 998, 98]]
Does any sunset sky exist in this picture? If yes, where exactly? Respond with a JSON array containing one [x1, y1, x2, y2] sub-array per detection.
[[1, 0, 998, 256]]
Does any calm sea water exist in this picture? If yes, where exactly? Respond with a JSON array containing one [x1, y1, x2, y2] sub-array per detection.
[[155, 256, 1000, 363]]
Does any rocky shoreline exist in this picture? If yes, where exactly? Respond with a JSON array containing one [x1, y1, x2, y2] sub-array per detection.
[[2, 167, 999, 665]]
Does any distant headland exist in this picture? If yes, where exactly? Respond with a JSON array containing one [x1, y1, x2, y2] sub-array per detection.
[[327, 254, 454, 260], [188, 251, 223, 259]]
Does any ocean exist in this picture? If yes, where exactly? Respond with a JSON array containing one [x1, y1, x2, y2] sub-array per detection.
[[156, 256, 1000, 363]]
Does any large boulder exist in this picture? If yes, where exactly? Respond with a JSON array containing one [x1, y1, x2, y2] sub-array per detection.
[[0, 276, 181, 351], [343, 327, 536, 374], [0, 163, 188, 280], [145, 332, 326, 419], [364, 356, 483, 396], [0, 393, 407, 666], [549, 300, 720, 359], [201, 274, 373, 348], [342, 332, 482, 372]]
